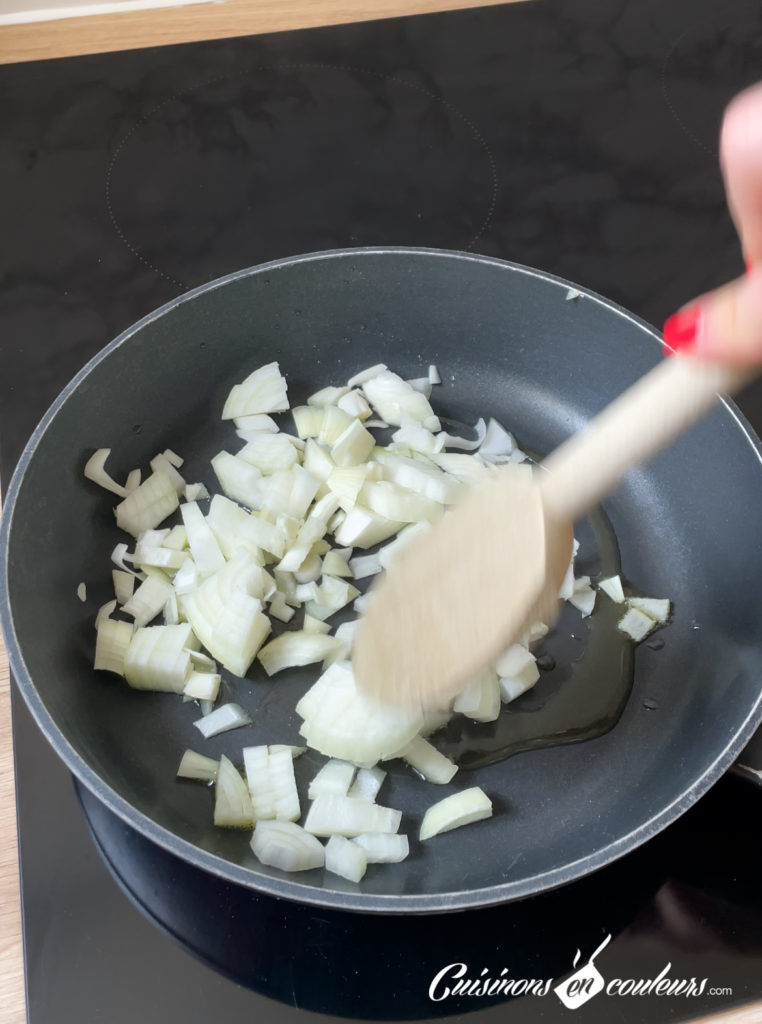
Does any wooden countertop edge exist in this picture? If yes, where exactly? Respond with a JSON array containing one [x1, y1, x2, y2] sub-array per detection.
[[0, 0, 514, 65]]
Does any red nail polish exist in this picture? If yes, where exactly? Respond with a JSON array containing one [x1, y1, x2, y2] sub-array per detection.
[[663, 305, 702, 355]]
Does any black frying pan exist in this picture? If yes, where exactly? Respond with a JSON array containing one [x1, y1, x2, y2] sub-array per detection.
[[2, 247, 762, 914]]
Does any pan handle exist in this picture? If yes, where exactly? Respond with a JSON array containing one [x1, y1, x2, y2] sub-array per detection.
[[539, 356, 755, 524]]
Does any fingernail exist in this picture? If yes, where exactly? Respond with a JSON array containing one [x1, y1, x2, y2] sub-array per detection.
[[663, 305, 702, 355], [748, 259, 754, 275]]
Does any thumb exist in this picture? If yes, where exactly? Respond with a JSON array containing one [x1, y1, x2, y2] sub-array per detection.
[[663, 267, 762, 366]]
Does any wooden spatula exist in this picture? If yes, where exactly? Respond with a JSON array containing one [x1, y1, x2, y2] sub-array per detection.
[[353, 355, 754, 709]]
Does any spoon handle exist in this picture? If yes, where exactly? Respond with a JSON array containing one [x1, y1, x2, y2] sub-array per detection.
[[539, 355, 755, 523]]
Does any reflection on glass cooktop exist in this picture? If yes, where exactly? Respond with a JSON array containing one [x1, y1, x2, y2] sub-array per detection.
[[2, 0, 762, 1021]]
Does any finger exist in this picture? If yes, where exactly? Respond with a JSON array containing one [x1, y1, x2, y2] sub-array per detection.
[[663, 267, 762, 366], [720, 81, 762, 264]]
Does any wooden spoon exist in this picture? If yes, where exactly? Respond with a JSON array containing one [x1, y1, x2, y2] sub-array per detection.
[[353, 355, 754, 709]]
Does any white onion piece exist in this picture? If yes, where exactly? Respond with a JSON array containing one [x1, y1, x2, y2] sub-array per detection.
[[618, 607, 657, 642], [94, 617, 133, 675], [428, 365, 441, 385], [628, 596, 670, 624], [325, 834, 367, 882], [304, 576, 359, 622], [326, 464, 369, 512], [348, 553, 382, 580], [269, 592, 296, 623], [420, 787, 492, 840], [377, 521, 432, 570], [429, 452, 492, 486], [238, 433, 299, 475], [122, 574, 172, 627], [398, 736, 457, 784], [184, 482, 210, 502], [452, 668, 501, 723], [150, 452, 185, 494], [177, 749, 218, 781], [124, 623, 198, 692], [353, 833, 409, 863], [304, 795, 401, 837], [362, 481, 442, 525], [405, 377, 433, 398], [234, 413, 279, 434], [243, 745, 300, 821], [95, 598, 118, 627], [569, 576, 596, 617], [180, 501, 226, 578], [599, 575, 625, 603], [222, 361, 289, 419], [296, 662, 423, 767], [362, 370, 439, 429], [258, 631, 344, 676], [125, 469, 141, 492], [115, 471, 179, 537], [211, 451, 264, 510], [194, 702, 252, 739], [207, 494, 284, 561], [391, 421, 443, 456], [251, 820, 325, 872], [196, 589, 271, 677], [477, 418, 516, 462], [303, 614, 331, 635], [112, 569, 135, 605], [347, 363, 387, 388], [337, 390, 372, 420], [214, 755, 254, 828], [321, 550, 352, 577], [347, 766, 386, 802], [436, 417, 486, 451], [84, 448, 128, 497], [376, 452, 464, 505], [76, 582, 87, 602], [331, 419, 375, 468], [111, 543, 136, 573], [496, 645, 539, 703], [307, 385, 350, 407], [365, 419, 390, 430], [183, 670, 221, 701], [308, 760, 356, 799], [172, 557, 199, 596], [163, 591, 179, 625]]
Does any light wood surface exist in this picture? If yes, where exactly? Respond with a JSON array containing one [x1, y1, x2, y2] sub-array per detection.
[[0, 2, 761, 1022], [0, 0, 513, 65]]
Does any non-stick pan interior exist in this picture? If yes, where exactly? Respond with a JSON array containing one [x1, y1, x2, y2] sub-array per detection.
[[4, 248, 762, 911]]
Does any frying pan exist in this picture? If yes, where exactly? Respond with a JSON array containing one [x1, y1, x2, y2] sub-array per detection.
[[2, 246, 762, 915]]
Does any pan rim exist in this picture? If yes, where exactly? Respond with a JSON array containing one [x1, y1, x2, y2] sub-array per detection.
[[3, 244, 762, 914]]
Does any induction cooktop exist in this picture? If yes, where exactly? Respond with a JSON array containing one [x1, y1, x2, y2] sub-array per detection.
[[2, 1, 762, 1021]]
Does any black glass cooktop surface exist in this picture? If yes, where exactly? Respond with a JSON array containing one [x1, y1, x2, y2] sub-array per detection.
[[2, 1, 762, 1021]]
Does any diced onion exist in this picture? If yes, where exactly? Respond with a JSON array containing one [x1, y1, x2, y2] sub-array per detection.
[[599, 575, 625, 603], [353, 832, 409, 863], [250, 820, 324, 871], [194, 702, 252, 738], [325, 834, 367, 882], [420, 787, 492, 840], [308, 760, 356, 799], [214, 755, 254, 828], [177, 749, 218, 781], [84, 448, 128, 497], [304, 794, 401, 837], [398, 736, 457, 784]]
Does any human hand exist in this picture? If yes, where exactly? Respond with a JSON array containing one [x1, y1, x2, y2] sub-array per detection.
[[664, 81, 762, 365]]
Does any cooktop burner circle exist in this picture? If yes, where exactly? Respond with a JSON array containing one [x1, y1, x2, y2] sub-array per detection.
[[106, 63, 498, 288], [661, 0, 762, 157]]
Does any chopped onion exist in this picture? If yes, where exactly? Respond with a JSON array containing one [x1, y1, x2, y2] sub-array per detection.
[[258, 631, 344, 676], [234, 413, 279, 434], [125, 468, 141, 492], [221, 361, 288, 419], [84, 448, 128, 497], [362, 370, 439, 429], [180, 501, 225, 577], [124, 623, 198, 692], [76, 582, 87, 602], [238, 432, 299, 475], [398, 736, 457, 784], [599, 575, 625, 603], [477, 418, 516, 463], [177, 749, 218, 781], [184, 482, 210, 502], [361, 481, 442, 525], [347, 363, 387, 388], [210, 451, 264, 509], [376, 452, 464, 505], [353, 833, 409, 863], [496, 644, 539, 703], [325, 834, 367, 882], [95, 598, 118, 627], [377, 521, 432, 570], [326, 464, 369, 512], [430, 451, 492, 486], [391, 421, 443, 456], [308, 760, 356, 799], [112, 569, 135, 605], [150, 452, 185, 493], [94, 617, 133, 675], [251, 820, 324, 872], [303, 613, 331, 635], [194, 702, 252, 739], [296, 662, 423, 767], [405, 377, 433, 398], [188, 587, 270, 677], [321, 550, 352, 577], [307, 385, 350, 407], [162, 525, 189, 550], [569, 576, 596, 617], [304, 794, 401, 837], [618, 607, 657, 641], [207, 493, 283, 561], [420, 787, 492, 841], [243, 745, 300, 821], [163, 591, 179, 625], [337, 390, 372, 420], [183, 670, 221, 701], [214, 755, 254, 828], [122, 574, 172, 627], [115, 471, 179, 537], [111, 543, 136, 573], [347, 766, 386, 802], [269, 591, 296, 623], [452, 668, 501, 723], [304, 575, 359, 621], [331, 419, 375, 468], [428, 365, 441, 385], [628, 596, 670, 624], [348, 552, 382, 580]]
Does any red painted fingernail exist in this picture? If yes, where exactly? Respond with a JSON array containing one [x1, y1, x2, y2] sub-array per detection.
[[663, 305, 702, 355]]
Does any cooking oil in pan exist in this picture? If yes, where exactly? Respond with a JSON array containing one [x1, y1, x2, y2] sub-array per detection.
[[436, 504, 636, 770]]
